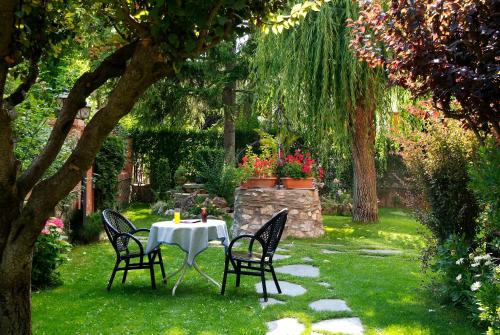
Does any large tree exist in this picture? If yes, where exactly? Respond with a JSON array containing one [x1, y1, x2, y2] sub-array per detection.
[[349, 0, 500, 140], [253, 0, 387, 222], [0, 1, 330, 333]]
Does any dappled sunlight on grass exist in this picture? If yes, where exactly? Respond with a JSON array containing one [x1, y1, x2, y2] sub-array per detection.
[[31, 204, 480, 335]]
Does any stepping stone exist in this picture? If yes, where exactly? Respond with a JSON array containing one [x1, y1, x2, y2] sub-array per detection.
[[309, 299, 352, 312], [359, 249, 402, 255], [275, 264, 320, 278], [318, 282, 331, 288], [260, 297, 285, 309], [282, 243, 295, 248], [273, 254, 291, 261], [256, 280, 306, 296], [267, 318, 305, 335], [276, 247, 290, 252], [322, 249, 341, 254], [312, 317, 364, 335], [302, 257, 313, 262], [314, 243, 344, 247]]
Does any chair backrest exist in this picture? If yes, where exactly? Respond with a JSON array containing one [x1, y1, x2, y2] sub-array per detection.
[[254, 209, 288, 257], [102, 209, 136, 252]]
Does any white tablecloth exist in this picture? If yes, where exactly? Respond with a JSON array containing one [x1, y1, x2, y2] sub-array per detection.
[[145, 219, 229, 265]]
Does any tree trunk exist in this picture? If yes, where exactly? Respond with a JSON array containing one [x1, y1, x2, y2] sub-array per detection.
[[222, 81, 236, 164], [350, 103, 378, 223]]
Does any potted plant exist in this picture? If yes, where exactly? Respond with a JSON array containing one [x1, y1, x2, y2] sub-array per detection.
[[280, 150, 324, 189], [239, 146, 277, 189]]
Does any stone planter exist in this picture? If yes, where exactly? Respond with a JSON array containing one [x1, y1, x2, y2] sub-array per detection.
[[282, 177, 314, 189], [241, 177, 277, 189]]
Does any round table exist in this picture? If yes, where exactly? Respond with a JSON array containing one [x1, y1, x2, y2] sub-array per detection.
[[145, 219, 229, 295]]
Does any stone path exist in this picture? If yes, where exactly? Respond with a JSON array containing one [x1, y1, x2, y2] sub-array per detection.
[[256, 280, 307, 296], [309, 299, 351, 312], [266, 318, 305, 335], [263, 251, 366, 334], [260, 297, 285, 309], [312, 317, 364, 335], [276, 247, 290, 252], [275, 264, 320, 278], [322, 249, 341, 254], [359, 249, 402, 255], [273, 254, 291, 261]]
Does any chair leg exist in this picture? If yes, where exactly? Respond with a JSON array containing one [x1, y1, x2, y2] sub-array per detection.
[[122, 259, 129, 284], [235, 260, 241, 287], [149, 254, 156, 289], [270, 265, 281, 294], [260, 267, 267, 302], [221, 256, 229, 296], [107, 259, 120, 291], [157, 250, 166, 283]]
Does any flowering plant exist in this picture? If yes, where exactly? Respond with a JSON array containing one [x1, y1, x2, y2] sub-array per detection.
[[239, 145, 277, 178], [32, 217, 71, 289], [281, 149, 324, 179]]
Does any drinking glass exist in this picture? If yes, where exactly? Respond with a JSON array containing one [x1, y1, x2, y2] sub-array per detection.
[[174, 208, 181, 224]]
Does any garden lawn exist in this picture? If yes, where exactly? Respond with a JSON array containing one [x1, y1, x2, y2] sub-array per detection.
[[32, 205, 480, 335]]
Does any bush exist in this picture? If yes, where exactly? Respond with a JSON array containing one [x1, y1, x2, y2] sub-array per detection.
[[94, 136, 125, 210], [432, 235, 499, 332], [194, 148, 242, 206], [32, 218, 71, 289], [397, 119, 479, 243], [174, 165, 189, 186], [69, 212, 104, 244], [469, 139, 500, 240]]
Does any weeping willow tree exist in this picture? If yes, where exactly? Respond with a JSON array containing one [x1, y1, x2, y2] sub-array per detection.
[[253, 0, 387, 222]]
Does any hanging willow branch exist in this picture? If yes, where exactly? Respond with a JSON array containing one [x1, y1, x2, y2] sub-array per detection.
[[252, 0, 390, 159]]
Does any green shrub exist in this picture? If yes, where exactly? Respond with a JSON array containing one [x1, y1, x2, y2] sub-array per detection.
[[469, 139, 500, 238], [432, 235, 499, 332], [151, 200, 174, 215], [94, 136, 125, 210], [32, 218, 71, 289], [150, 158, 171, 200], [398, 120, 479, 243], [194, 148, 242, 206], [174, 165, 189, 186], [70, 212, 104, 244]]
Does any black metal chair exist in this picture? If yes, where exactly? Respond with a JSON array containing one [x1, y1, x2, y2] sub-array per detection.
[[102, 209, 166, 290], [221, 209, 288, 301]]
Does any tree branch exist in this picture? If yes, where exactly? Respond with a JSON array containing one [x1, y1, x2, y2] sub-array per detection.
[[17, 41, 138, 197], [4, 55, 40, 110], [24, 41, 173, 223]]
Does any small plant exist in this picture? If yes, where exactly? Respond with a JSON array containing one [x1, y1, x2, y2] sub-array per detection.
[[239, 145, 277, 178], [32, 218, 71, 289], [281, 149, 324, 179], [70, 212, 104, 244], [174, 165, 189, 186]]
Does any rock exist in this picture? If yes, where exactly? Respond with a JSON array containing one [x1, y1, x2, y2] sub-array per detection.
[[309, 299, 352, 312], [260, 297, 285, 309], [255, 280, 306, 297], [275, 264, 320, 278], [267, 318, 305, 335], [212, 196, 228, 209], [165, 209, 175, 216], [273, 254, 291, 261], [322, 249, 341, 254], [302, 257, 313, 262], [312, 318, 364, 335], [318, 282, 331, 287]]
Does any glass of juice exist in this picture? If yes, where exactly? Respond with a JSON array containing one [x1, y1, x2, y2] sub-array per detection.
[[174, 208, 181, 224]]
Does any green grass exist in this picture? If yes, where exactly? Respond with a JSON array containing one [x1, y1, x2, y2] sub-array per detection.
[[32, 205, 480, 335]]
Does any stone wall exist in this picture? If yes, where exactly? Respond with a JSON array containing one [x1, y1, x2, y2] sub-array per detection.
[[232, 188, 324, 238]]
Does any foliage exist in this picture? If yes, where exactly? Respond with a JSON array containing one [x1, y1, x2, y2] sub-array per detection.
[[396, 118, 480, 243], [281, 149, 323, 179], [188, 197, 223, 216], [432, 235, 500, 332], [150, 200, 172, 216], [70, 213, 104, 245], [469, 140, 500, 236], [349, 0, 500, 136], [174, 166, 189, 186], [239, 144, 277, 178], [194, 147, 242, 206], [94, 136, 125, 210], [132, 129, 258, 191], [252, 0, 388, 159], [32, 218, 71, 289]]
